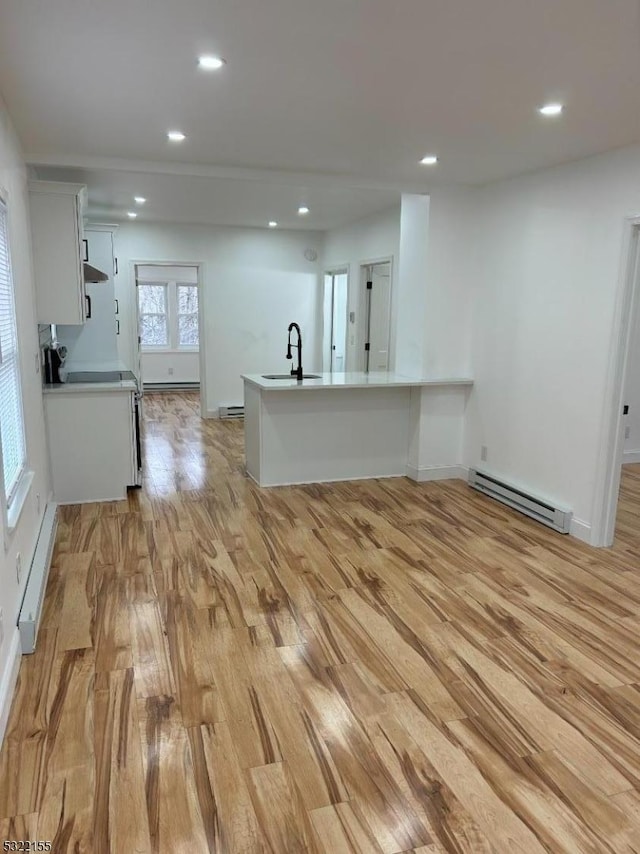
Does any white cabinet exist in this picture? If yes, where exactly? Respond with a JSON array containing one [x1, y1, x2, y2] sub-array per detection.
[[84, 229, 119, 358], [56, 228, 120, 366], [44, 388, 137, 503], [29, 180, 88, 325]]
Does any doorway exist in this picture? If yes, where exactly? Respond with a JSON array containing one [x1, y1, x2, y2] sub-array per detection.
[[322, 269, 348, 372], [361, 260, 392, 372], [595, 216, 640, 546], [134, 263, 203, 406]]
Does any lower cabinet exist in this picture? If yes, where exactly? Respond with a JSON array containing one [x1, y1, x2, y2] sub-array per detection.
[[44, 389, 137, 503]]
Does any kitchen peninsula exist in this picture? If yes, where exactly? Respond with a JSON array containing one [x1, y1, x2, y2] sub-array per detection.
[[243, 372, 473, 487]]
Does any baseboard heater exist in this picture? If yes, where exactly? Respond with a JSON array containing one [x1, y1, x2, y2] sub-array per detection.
[[143, 381, 200, 391], [219, 405, 244, 420], [18, 502, 58, 654], [468, 469, 572, 534]]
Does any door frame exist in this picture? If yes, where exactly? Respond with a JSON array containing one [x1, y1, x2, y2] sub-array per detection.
[[130, 259, 207, 418], [592, 215, 640, 546], [323, 265, 349, 372], [358, 255, 393, 372]]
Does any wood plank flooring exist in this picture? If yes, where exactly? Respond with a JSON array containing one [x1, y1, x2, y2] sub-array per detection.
[[1, 391, 640, 852]]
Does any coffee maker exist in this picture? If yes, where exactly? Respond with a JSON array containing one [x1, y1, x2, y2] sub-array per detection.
[[43, 344, 67, 384]]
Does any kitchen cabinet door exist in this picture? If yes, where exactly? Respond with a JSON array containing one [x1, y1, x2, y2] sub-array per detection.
[[44, 388, 137, 503], [57, 229, 120, 365], [29, 180, 88, 324]]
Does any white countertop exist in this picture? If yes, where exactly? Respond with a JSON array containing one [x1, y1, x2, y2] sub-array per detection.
[[43, 380, 137, 394], [242, 371, 474, 391]]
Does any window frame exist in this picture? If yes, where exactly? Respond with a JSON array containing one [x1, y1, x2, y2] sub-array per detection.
[[138, 279, 199, 352], [176, 283, 199, 351], [138, 281, 170, 351], [0, 186, 29, 536]]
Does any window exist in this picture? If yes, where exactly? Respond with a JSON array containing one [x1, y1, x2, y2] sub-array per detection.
[[0, 196, 27, 506], [138, 280, 199, 350], [178, 284, 198, 347], [138, 283, 168, 348]]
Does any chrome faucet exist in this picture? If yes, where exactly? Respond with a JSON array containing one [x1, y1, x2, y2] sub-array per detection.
[[286, 322, 303, 381]]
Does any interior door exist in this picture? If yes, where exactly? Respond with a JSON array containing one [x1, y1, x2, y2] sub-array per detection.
[[364, 262, 391, 371]]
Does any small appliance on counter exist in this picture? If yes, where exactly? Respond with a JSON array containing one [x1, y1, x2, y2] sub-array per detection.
[[43, 344, 67, 384]]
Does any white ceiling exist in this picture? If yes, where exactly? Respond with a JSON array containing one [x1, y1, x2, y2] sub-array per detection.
[[31, 165, 400, 230], [3, 0, 640, 227]]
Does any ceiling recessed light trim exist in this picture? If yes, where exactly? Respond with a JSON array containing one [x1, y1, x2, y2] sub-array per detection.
[[268, 221, 278, 228], [538, 103, 564, 117], [127, 211, 137, 219], [167, 130, 186, 142], [298, 206, 310, 215], [420, 155, 438, 165], [134, 196, 146, 205], [198, 55, 226, 70]]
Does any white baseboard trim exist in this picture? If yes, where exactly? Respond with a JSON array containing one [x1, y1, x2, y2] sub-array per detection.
[[569, 517, 592, 544], [623, 450, 640, 464], [247, 470, 407, 488], [56, 494, 127, 505], [406, 464, 468, 483], [203, 409, 219, 419], [0, 630, 21, 749], [143, 382, 200, 392]]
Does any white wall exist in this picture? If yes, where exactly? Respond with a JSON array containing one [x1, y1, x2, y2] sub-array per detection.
[[322, 206, 400, 371], [463, 144, 640, 538], [0, 95, 51, 742], [322, 196, 473, 380], [114, 222, 322, 414], [141, 351, 200, 385]]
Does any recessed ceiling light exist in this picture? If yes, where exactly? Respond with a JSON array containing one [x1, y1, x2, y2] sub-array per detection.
[[420, 155, 438, 165], [298, 206, 310, 215], [538, 103, 563, 117], [134, 196, 146, 205], [127, 211, 137, 219], [167, 130, 186, 142], [198, 55, 226, 70], [268, 221, 278, 228]]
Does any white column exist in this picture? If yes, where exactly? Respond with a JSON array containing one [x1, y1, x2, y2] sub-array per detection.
[[406, 385, 470, 482], [394, 194, 430, 376]]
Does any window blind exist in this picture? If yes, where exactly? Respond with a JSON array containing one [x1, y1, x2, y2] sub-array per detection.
[[0, 197, 26, 503]]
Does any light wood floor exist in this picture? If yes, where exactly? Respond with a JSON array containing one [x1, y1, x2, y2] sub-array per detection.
[[2, 391, 640, 852]]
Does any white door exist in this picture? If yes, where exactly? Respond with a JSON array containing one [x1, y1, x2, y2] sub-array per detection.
[[364, 262, 391, 371]]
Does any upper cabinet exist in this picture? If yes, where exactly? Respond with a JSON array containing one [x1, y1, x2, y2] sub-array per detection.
[[29, 181, 88, 325]]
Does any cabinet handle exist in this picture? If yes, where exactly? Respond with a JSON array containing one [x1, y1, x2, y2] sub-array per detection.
[[116, 319, 120, 335], [114, 257, 118, 275], [82, 238, 89, 262], [115, 299, 119, 315], [85, 294, 92, 319]]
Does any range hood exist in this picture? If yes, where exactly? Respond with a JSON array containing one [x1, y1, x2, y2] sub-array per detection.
[[83, 262, 108, 283]]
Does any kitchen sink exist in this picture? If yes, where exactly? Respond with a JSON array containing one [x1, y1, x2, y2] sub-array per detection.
[[262, 373, 322, 380]]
